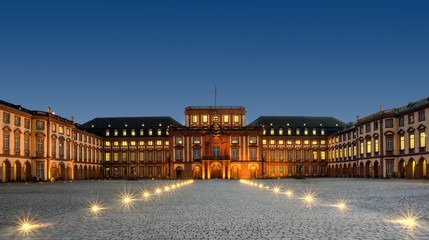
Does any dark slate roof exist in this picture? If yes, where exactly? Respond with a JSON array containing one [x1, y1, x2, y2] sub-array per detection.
[[0, 99, 33, 115], [78, 116, 183, 137], [395, 96, 429, 114], [248, 116, 346, 128]]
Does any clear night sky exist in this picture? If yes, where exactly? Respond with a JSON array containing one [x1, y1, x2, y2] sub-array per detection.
[[1, 1, 428, 125]]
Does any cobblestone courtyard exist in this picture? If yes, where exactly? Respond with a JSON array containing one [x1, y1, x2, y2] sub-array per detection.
[[0, 179, 428, 240]]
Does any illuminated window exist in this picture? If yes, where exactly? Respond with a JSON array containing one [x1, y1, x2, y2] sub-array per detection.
[[114, 129, 118, 136], [157, 129, 162, 136], [287, 140, 292, 145], [156, 141, 162, 146], [113, 152, 118, 161], [410, 133, 415, 149], [296, 128, 300, 135], [321, 151, 326, 160], [353, 145, 357, 156], [114, 141, 119, 146], [262, 139, 267, 145], [249, 136, 257, 144], [320, 140, 326, 144], [122, 152, 127, 161], [148, 141, 153, 146], [269, 128, 274, 135], [122, 129, 127, 136], [105, 141, 111, 147], [367, 140, 371, 153], [231, 136, 238, 144], [165, 141, 169, 146], [321, 129, 325, 135], [66, 128, 70, 136], [304, 128, 308, 135], [105, 153, 110, 161], [192, 115, 198, 123], [139, 141, 144, 146], [131, 129, 136, 136], [360, 142, 364, 154], [130, 141, 136, 146], [52, 124, 56, 132], [279, 128, 283, 135], [139, 152, 145, 162], [194, 136, 201, 144], [304, 140, 309, 145], [278, 140, 284, 145], [234, 115, 240, 123], [312, 140, 317, 145], [59, 126, 64, 134], [106, 130, 110, 137], [270, 140, 275, 145], [375, 139, 379, 152], [295, 140, 301, 145], [223, 115, 229, 123], [140, 129, 144, 136], [121, 141, 128, 147], [287, 128, 292, 135], [348, 146, 351, 157], [420, 132, 426, 148], [400, 136, 405, 150], [149, 129, 153, 136], [263, 129, 266, 135], [166, 129, 169, 135], [202, 115, 208, 123], [312, 128, 317, 135]]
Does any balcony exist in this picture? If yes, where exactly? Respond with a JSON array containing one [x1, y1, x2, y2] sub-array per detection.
[[202, 155, 230, 160]]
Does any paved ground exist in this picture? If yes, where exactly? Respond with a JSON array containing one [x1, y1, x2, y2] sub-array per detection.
[[0, 178, 428, 240]]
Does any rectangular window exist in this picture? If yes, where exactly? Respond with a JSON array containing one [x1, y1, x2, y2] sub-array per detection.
[[148, 141, 153, 146], [59, 142, 64, 157], [139, 166, 144, 177], [24, 138, 29, 152], [321, 151, 326, 160], [288, 166, 293, 174], [202, 115, 208, 123], [3, 134, 9, 150], [24, 118, 30, 128], [410, 133, 415, 149], [234, 115, 240, 123], [321, 129, 325, 135], [121, 141, 128, 147], [367, 140, 372, 154], [105, 153, 110, 161], [385, 119, 393, 128], [192, 136, 201, 144], [139, 151, 145, 162], [386, 136, 393, 152], [3, 112, 10, 123], [130, 141, 136, 146], [175, 149, 183, 160], [304, 151, 309, 160], [59, 126, 64, 134], [312, 128, 317, 135], [279, 151, 284, 161], [231, 136, 238, 144], [270, 151, 275, 160], [420, 132, 426, 148], [175, 137, 183, 145], [373, 122, 378, 130], [130, 152, 136, 161], [36, 121, 44, 130], [37, 139, 43, 153], [157, 129, 162, 136], [194, 149, 201, 160], [296, 150, 301, 161], [156, 141, 162, 146], [140, 129, 144, 136], [156, 151, 162, 161], [287, 128, 292, 135], [223, 115, 229, 123], [366, 124, 371, 133], [139, 141, 144, 146], [14, 116, 21, 126], [249, 149, 257, 159], [249, 136, 257, 144], [279, 128, 283, 135], [375, 139, 379, 153], [131, 129, 136, 136], [212, 146, 220, 158], [418, 111, 425, 122], [270, 128, 274, 135], [232, 149, 239, 159], [148, 129, 153, 136], [287, 151, 292, 161], [408, 114, 414, 124], [312, 151, 317, 160], [122, 129, 127, 136], [400, 136, 405, 150], [156, 166, 162, 176], [360, 142, 364, 155], [192, 115, 198, 123], [296, 128, 300, 135], [14, 136, 20, 151], [304, 128, 308, 135], [113, 152, 119, 161], [279, 140, 284, 145], [148, 166, 153, 176]]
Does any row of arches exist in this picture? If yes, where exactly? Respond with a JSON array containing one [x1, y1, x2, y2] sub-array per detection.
[[175, 163, 257, 179], [328, 158, 427, 179], [1, 159, 103, 182]]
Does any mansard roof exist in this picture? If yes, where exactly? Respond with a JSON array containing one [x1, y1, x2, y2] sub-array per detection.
[[79, 116, 183, 130], [247, 116, 346, 128]]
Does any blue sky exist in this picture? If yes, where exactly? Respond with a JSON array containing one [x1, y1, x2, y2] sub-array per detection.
[[1, 1, 428, 124]]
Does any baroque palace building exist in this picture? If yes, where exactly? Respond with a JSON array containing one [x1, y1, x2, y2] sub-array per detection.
[[1, 97, 428, 182]]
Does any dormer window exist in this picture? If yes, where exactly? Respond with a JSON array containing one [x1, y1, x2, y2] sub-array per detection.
[[296, 128, 300, 135], [140, 129, 144, 136], [105, 130, 110, 137], [279, 128, 283, 135], [122, 129, 127, 136], [270, 128, 275, 135], [148, 129, 153, 136], [114, 129, 118, 136], [157, 129, 162, 136], [131, 129, 136, 136]]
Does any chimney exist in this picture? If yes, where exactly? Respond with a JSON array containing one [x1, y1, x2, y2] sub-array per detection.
[[70, 116, 74, 121], [379, 105, 383, 112], [47, 106, 51, 113]]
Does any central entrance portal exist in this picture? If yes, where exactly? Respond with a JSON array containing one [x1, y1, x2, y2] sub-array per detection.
[[211, 162, 222, 179]]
